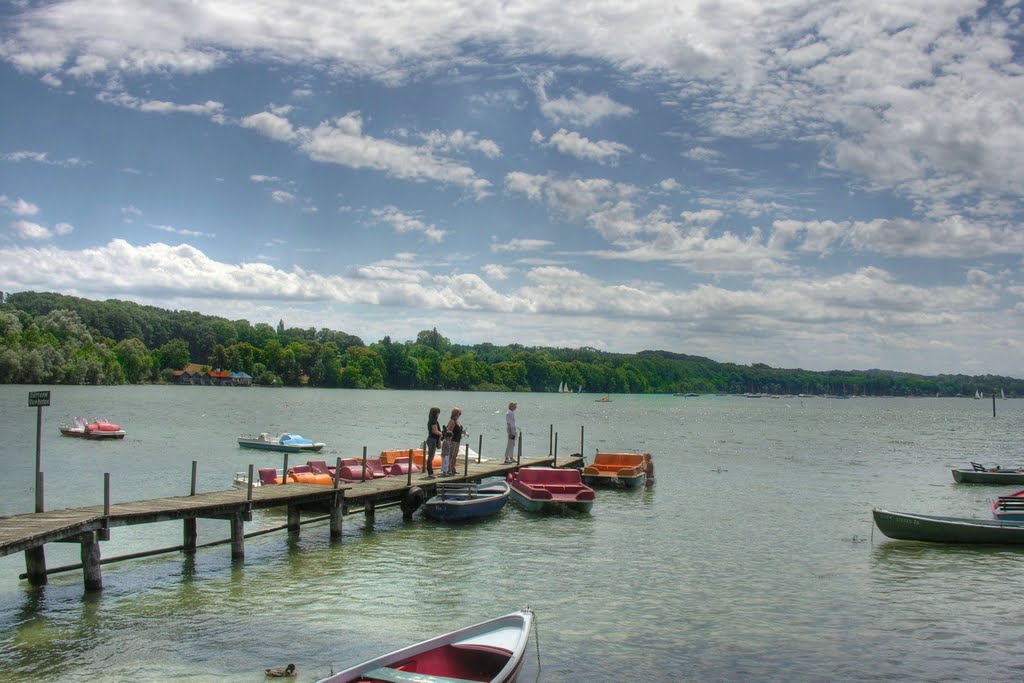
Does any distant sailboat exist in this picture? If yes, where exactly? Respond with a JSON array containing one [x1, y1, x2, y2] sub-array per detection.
[[558, 381, 573, 394], [1002, 388, 1007, 400], [975, 389, 982, 400]]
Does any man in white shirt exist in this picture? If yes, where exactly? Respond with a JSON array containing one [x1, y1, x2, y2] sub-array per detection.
[[504, 401, 518, 463]]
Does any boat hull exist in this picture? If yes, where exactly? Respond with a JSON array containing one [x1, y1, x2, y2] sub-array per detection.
[[423, 482, 511, 521], [581, 473, 646, 488], [873, 508, 1024, 544], [318, 610, 533, 683], [951, 469, 1024, 485], [509, 487, 593, 513], [237, 433, 325, 453], [60, 428, 126, 439]]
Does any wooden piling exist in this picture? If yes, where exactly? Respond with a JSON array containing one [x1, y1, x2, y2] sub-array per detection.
[[25, 546, 46, 586], [80, 531, 102, 592], [99, 473, 110, 542], [230, 512, 245, 560]]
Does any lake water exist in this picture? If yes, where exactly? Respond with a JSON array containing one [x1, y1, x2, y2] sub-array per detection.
[[1, 386, 1023, 682]]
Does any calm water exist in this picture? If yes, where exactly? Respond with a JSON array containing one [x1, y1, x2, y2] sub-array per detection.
[[2, 386, 1024, 682]]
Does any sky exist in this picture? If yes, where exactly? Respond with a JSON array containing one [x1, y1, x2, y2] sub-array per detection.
[[0, 0, 1022, 378]]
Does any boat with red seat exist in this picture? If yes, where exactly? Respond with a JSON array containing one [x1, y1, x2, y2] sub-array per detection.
[[59, 417, 126, 439], [508, 467, 595, 512]]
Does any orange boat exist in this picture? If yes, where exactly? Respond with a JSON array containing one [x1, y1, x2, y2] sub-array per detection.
[[379, 449, 442, 470], [582, 452, 646, 488]]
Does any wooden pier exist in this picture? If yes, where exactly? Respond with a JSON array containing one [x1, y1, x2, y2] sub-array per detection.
[[0, 452, 582, 592]]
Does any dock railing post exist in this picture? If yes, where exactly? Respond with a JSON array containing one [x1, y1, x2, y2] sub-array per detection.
[[190, 460, 198, 496], [477, 434, 482, 463], [549, 424, 553, 456], [246, 464, 254, 502], [361, 446, 368, 482], [99, 473, 110, 541], [184, 462, 199, 553], [516, 433, 522, 466], [281, 454, 289, 485], [553, 432, 558, 467], [407, 449, 413, 486], [463, 443, 469, 476], [580, 425, 584, 462]]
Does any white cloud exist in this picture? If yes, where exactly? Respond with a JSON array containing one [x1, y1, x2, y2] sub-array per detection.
[[534, 128, 631, 165], [535, 75, 635, 126], [11, 219, 72, 240], [3, 150, 88, 167], [241, 113, 298, 142], [0, 195, 40, 216], [421, 129, 501, 158], [97, 91, 225, 123], [491, 238, 554, 253], [372, 206, 446, 243]]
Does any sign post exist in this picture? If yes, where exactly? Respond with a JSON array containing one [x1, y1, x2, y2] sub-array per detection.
[[28, 391, 50, 513]]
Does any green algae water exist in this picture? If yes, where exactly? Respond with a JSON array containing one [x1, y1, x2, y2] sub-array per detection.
[[2, 386, 1024, 681]]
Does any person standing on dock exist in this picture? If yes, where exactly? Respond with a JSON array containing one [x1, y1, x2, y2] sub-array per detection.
[[425, 406, 442, 479], [504, 401, 518, 463], [443, 407, 464, 476]]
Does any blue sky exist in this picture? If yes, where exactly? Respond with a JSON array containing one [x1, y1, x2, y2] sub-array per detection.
[[1, 0, 1022, 377]]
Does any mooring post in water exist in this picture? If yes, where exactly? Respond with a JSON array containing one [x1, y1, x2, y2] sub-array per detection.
[[992, 393, 996, 417], [287, 504, 300, 533], [28, 390, 50, 512], [25, 546, 47, 586], [330, 457, 344, 539], [98, 473, 110, 542], [230, 512, 245, 560], [330, 488, 344, 539], [184, 461, 198, 550], [81, 531, 102, 592]]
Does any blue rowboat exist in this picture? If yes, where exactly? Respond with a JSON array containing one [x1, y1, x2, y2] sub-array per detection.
[[423, 481, 511, 521]]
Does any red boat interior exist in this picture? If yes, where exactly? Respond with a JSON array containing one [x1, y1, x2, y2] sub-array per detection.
[[355, 643, 511, 682], [512, 468, 595, 501]]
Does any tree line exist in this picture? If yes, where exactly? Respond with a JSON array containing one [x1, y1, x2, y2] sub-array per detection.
[[0, 290, 1019, 397]]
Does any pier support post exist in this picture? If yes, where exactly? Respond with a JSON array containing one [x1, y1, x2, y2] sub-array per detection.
[[330, 490, 344, 539], [81, 531, 102, 592], [364, 501, 375, 521], [230, 512, 245, 560], [25, 547, 47, 586], [287, 505, 301, 534], [183, 518, 198, 554]]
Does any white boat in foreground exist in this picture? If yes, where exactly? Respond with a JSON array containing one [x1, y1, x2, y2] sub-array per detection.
[[318, 610, 533, 683]]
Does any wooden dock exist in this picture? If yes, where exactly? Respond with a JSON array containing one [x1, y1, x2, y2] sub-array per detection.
[[0, 453, 582, 592]]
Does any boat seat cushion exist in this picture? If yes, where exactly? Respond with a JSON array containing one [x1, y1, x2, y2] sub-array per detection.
[[361, 667, 481, 683]]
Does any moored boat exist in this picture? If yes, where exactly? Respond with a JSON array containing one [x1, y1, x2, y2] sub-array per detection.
[[951, 462, 1024, 484], [508, 467, 595, 512], [872, 508, 1024, 544], [992, 490, 1024, 521], [318, 610, 533, 683], [423, 481, 511, 521], [58, 417, 126, 439], [237, 432, 325, 453], [581, 452, 646, 488]]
